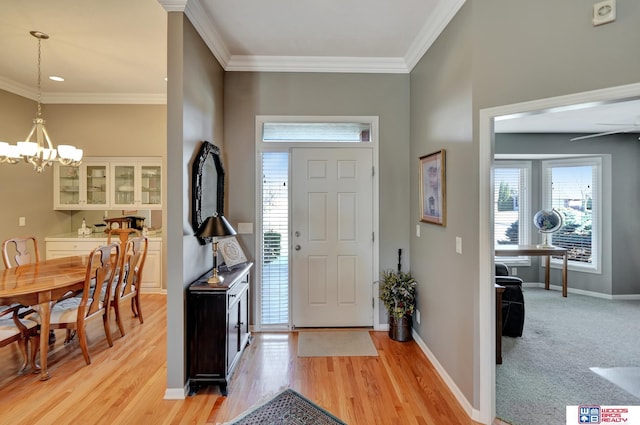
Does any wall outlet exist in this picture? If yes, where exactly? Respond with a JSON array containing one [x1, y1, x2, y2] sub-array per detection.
[[19, 217, 26, 227], [512, 267, 518, 275], [416, 309, 421, 324]]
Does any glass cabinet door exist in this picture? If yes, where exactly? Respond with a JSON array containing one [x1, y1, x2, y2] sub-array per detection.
[[85, 165, 108, 207], [57, 165, 81, 207], [141, 165, 162, 207], [113, 164, 136, 206]]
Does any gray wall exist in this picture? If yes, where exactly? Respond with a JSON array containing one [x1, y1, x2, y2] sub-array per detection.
[[410, 0, 640, 411], [224, 72, 411, 324], [165, 13, 225, 390], [496, 132, 640, 295], [409, 3, 476, 403]]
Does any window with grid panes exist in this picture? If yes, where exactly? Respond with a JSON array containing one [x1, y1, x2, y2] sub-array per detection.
[[541, 157, 600, 271]]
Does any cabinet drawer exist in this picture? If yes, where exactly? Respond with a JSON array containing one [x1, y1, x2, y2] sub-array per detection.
[[227, 282, 248, 308], [46, 240, 103, 252]]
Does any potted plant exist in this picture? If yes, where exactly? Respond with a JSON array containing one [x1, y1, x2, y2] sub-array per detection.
[[379, 269, 417, 342]]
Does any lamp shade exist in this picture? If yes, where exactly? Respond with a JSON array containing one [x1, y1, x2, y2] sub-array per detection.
[[195, 215, 237, 238]]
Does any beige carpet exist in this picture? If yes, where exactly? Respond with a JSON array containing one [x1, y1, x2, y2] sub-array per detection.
[[297, 331, 378, 357]]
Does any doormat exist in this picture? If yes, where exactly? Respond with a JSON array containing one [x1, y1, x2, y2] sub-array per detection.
[[223, 388, 347, 425], [297, 331, 378, 357]]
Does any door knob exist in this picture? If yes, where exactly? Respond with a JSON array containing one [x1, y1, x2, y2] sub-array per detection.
[[295, 244, 301, 251]]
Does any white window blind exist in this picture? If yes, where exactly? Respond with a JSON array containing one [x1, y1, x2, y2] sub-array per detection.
[[260, 152, 289, 325], [262, 122, 370, 142], [542, 158, 599, 268], [493, 162, 530, 247]]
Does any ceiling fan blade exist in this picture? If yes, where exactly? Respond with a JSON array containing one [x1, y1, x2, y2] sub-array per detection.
[[570, 128, 636, 142]]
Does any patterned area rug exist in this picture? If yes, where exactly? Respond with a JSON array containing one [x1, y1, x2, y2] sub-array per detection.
[[224, 389, 347, 425]]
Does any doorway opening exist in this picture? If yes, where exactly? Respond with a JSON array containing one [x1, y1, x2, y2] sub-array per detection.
[[478, 82, 640, 424]]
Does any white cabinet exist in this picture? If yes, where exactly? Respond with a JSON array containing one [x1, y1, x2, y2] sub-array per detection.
[[45, 235, 163, 291], [140, 240, 162, 289], [54, 161, 110, 210], [111, 161, 162, 210], [54, 157, 161, 210]]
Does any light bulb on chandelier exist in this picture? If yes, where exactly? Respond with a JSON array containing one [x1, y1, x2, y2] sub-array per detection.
[[0, 31, 83, 172]]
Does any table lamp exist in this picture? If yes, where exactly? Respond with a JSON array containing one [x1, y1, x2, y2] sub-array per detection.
[[195, 214, 237, 284]]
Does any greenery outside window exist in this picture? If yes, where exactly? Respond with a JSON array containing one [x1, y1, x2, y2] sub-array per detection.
[[542, 157, 601, 272], [493, 161, 531, 264]]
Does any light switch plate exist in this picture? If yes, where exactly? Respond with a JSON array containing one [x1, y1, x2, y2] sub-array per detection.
[[593, 0, 616, 26], [237, 222, 253, 234], [455, 236, 462, 254]]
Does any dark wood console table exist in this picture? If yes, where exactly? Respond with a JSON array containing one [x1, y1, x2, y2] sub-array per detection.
[[187, 262, 253, 396]]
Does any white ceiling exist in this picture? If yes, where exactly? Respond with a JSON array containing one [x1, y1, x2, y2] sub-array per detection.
[[0, 0, 637, 135]]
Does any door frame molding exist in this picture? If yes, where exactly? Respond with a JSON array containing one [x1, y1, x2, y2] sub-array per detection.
[[477, 82, 640, 424], [254, 115, 380, 331]]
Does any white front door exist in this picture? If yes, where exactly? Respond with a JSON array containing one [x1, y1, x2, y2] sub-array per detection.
[[291, 147, 373, 327]]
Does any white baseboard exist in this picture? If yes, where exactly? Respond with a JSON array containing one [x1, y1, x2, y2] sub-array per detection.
[[523, 282, 640, 300], [141, 288, 167, 295], [164, 385, 188, 400], [410, 329, 482, 422]]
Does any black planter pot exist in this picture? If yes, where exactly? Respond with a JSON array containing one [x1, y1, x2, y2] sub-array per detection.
[[388, 315, 412, 342]]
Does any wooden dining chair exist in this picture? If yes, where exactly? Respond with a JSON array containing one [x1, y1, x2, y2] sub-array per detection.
[[2, 236, 40, 269], [107, 228, 141, 246], [108, 236, 147, 338], [27, 243, 121, 365], [0, 304, 39, 373], [1, 236, 57, 347]]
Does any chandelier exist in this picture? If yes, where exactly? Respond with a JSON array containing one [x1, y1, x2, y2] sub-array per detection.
[[0, 31, 83, 172]]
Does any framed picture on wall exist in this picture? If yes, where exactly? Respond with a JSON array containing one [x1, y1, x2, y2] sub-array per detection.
[[419, 149, 446, 226]]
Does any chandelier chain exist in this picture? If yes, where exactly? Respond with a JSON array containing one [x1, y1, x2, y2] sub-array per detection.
[[36, 34, 42, 118], [0, 30, 83, 171]]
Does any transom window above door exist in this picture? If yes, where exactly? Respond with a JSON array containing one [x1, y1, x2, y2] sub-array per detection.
[[262, 122, 371, 142]]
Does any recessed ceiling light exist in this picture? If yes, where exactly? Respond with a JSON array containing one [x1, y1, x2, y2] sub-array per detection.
[[49, 75, 64, 82]]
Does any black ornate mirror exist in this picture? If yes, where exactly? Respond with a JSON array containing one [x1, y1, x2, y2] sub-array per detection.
[[192, 141, 225, 244]]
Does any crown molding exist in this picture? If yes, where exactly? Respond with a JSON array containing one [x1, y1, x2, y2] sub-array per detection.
[[404, 0, 466, 71], [183, 0, 460, 73], [226, 55, 410, 74], [0, 77, 166, 104], [156, 0, 188, 12], [43, 93, 167, 105], [184, 0, 232, 68], [0, 76, 37, 101]]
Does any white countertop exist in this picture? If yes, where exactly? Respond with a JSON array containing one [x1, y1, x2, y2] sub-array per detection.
[[45, 231, 162, 242]]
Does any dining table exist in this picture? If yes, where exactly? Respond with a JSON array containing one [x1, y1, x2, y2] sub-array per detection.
[[0, 256, 89, 380]]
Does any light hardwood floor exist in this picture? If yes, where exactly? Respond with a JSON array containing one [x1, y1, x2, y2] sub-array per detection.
[[0, 294, 488, 425]]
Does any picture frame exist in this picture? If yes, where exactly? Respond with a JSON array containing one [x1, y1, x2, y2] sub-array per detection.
[[419, 149, 446, 226], [218, 236, 248, 268]]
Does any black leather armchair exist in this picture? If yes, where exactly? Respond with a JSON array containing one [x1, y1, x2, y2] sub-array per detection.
[[495, 262, 525, 337], [495, 262, 523, 287]]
